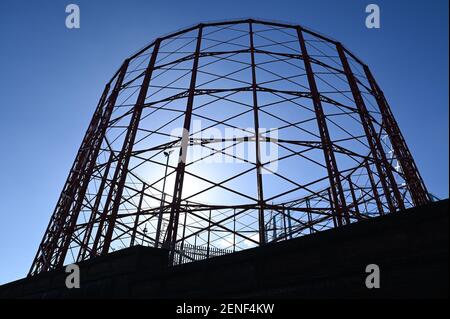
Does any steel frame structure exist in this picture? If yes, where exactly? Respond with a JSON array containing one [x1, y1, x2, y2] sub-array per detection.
[[29, 19, 430, 275]]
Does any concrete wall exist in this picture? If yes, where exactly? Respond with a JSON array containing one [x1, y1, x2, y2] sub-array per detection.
[[1, 200, 448, 299]]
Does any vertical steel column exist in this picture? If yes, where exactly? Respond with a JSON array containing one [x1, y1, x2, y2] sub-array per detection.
[[327, 188, 338, 227], [165, 26, 204, 264], [364, 65, 430, 207], [347, 176, 361, 219], [272, 215, 277, 240], [249, 21, 267, 245], [365, 160, 384, 215], [178, 209, 188, 265], [92, 41, 160, 256], [129, 182, 147, 247], [77, 151, 115, 261], [207, 210, 212, 258], [29, 76, 113, 274], [306, 198, 313, 234], [233, 209, 236, 252], [297, 27, 349, 226], [287, 209, 293, 239], [62, 64, 128, 264], [337, 43, 404, 213], [155, 151, 172, 248]]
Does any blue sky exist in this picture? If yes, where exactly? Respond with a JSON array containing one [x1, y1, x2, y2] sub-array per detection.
[[0, 0, 448, 284]]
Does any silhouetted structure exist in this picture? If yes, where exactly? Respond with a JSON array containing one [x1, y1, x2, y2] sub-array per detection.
[[29, 19, 431, 276]]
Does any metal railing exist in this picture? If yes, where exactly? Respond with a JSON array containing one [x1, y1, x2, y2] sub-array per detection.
[[173, 242, 234, 265]]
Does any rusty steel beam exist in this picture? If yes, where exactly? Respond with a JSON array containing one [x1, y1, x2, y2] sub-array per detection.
[[91, 41, 160, 257], [165, 26, 204, 264], [336, 43, 404, 213], [364, 66, 430, 207], [29, 70, 117, 275], [297, 27, 349, 226], [249, 21, 267, 245], [77, 151, 115, 261], [365, 160, 385, 215], [347, 176, 361, 220]]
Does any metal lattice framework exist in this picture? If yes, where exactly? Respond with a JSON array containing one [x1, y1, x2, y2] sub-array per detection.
[[29, 19, 430, 275]]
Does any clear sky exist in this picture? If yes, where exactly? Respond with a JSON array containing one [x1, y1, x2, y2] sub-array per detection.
[[0, 0, 448, 284]]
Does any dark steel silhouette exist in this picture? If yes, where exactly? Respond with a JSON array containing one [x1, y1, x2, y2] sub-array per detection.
[[29, 19, 430, 276]]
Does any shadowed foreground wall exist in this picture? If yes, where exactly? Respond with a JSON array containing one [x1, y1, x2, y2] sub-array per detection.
[[1, 200, 448, 299]]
